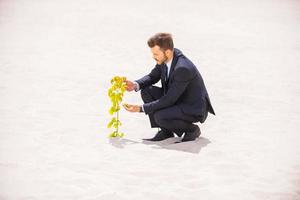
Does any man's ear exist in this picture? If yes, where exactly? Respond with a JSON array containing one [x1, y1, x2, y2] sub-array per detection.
[[165, 49, 173, 57]]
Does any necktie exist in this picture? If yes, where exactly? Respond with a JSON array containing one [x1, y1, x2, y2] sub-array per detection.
[[164, 63, 168, 82]]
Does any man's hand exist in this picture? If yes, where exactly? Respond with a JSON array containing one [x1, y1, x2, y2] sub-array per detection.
[[123, 103, 141, 113], [124, 80, 137, 92]]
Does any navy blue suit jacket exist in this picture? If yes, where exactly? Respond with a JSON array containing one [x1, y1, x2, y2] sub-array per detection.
[[135, 48, 215, 123]]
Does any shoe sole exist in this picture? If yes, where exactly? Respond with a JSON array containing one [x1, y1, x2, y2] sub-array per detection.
[[142, 136, 174, 142]]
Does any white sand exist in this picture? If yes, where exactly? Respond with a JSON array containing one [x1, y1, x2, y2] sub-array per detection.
[[0, 0, 300, 199]]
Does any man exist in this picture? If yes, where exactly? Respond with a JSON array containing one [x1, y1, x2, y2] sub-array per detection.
[[124, 33, 215, 142]]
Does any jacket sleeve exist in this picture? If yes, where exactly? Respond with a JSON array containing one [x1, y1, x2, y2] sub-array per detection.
[[134, 65, 161, 90], [143, 67, 194, 114]]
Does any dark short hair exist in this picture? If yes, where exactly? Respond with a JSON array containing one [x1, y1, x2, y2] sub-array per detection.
[[147, 33, 174, 51]]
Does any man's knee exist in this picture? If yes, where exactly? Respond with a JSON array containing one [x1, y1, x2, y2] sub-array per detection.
[[140, 86, 151, 98], [141, 86, 163, 103], [140, 86, 152, 103]]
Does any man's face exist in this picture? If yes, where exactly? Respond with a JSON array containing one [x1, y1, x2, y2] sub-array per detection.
[[150, 45, 168, 65]]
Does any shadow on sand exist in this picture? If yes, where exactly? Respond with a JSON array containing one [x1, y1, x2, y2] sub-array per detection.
[[109, 137, 140, 148], [109, 136, 211, 154], [142, 137, 211, 154]]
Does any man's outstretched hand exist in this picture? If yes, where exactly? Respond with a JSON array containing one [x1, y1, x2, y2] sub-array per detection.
[[123, 103, 141, 113], [124, 80, 137, 92]]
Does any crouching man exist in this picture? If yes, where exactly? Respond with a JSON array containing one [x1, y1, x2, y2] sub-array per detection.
[[124, 33, 215, 142]]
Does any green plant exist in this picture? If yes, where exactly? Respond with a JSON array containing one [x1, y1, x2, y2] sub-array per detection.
[[107, 76, 127, 138]]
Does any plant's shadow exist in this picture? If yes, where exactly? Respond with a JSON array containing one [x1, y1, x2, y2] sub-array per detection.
[[109, 136, 211, 154], [109, 137, 139, 148]]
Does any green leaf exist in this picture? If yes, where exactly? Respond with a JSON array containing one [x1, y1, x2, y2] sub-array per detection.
[[107, 117, 116, 128], [113, 123, 118, 129], [109, 106, 115, 115], [109, 131, 117, 138]]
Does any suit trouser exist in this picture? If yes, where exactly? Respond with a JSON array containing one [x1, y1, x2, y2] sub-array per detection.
[[141, 86, 199, 136]]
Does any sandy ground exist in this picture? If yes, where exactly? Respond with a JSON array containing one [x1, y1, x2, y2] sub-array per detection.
[[0, 0, 300, 199]]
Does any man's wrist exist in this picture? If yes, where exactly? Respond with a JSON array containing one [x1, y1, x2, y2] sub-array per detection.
[[133, 81, 140, 92]]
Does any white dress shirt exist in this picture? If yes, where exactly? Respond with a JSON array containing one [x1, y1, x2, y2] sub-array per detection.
[[165, 57, 173, 79]]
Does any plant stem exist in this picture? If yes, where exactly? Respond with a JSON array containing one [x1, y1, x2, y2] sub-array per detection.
[[116, 110, 119, 134]]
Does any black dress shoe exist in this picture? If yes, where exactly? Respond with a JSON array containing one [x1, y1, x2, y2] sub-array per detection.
[[142, 130, 174, 141], [181, 126, 201, 142]]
